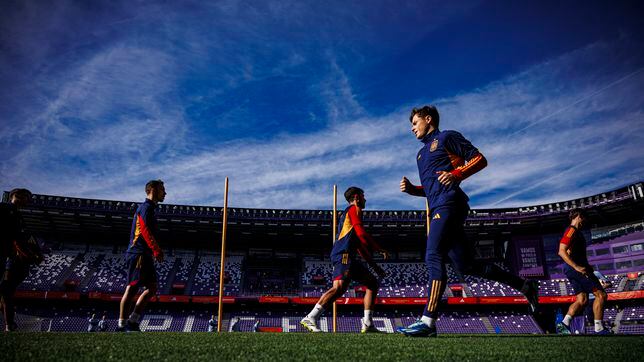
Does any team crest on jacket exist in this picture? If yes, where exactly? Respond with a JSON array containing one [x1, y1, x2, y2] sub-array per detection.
[[430, 139, 439, 152]]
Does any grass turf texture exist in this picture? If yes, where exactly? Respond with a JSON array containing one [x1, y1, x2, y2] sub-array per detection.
[[2, 333, 643, 361]]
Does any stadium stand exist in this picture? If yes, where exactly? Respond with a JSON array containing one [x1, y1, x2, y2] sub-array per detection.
[[18, 249, 642, 298], [19, 252, 77, 291], [190, 254, 243, 296], [84, 253, 129, 293], [619, 306, 644, 334], [3, 181, 643, 334]]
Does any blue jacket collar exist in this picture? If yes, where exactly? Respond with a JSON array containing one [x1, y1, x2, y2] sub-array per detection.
[[421, 129, 439, 144]]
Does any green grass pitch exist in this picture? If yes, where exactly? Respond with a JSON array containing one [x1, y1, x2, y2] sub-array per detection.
[[2, 333, 643, 361]]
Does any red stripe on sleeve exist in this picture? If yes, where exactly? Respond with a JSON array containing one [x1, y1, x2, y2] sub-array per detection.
[[347, 206, 383, 260], [137, 214, 162, 257], [451, 153, 487, 181]]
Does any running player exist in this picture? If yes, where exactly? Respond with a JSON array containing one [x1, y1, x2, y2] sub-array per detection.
[[398, 105, 539, 337], [0, 188, 36, 332], [556, 208, 612, 335], [117, 180, 166, 332], [301, 187, 388, 333]]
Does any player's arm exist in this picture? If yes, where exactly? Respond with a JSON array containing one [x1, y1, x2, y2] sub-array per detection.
[[137, 206, 164, 261], [400, 177, 425, 197], [349, 206, 388, 255], [357, 242, 386, 278], [348, 207, 387, 277], [438, 131, 488, 186], [558, 227, 587, 275]]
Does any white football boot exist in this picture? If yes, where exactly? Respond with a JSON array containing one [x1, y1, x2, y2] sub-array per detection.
[[360, 318, 382, 333], [300, 317, 321, 333]]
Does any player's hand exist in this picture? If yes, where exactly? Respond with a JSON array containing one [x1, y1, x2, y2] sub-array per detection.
[[436, 171, 457, 186], [400, 177, 415, 194], [574, 265, 587, 275], [379, 250, 390, 260]]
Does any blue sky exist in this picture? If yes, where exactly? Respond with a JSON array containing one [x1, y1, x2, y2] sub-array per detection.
[[1, 0, 643, 210]]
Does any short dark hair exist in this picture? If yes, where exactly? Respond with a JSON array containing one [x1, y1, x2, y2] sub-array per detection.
[[344, 186, 364, 203], [569, 208, 588, 221], [145, 180, 164, 194], [9, 188, 32, 200], [410, 105, 440, 128]]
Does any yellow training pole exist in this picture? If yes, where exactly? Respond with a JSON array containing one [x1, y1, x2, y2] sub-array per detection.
[[426, 199, 430, 236], [217, 177, 229, 332], [332, 184, 338, 333]]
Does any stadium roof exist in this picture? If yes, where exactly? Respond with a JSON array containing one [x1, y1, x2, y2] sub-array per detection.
[[4, 181, 643, 250]]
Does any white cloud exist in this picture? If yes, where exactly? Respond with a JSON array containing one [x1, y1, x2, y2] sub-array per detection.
[[151, 39, 642, 209], [0, 42, 188, 196], [1, 5, 642, 211]]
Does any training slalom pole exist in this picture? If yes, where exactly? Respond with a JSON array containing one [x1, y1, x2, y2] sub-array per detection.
[[425, 199, 430, 236], [332, 184, 338, 333], [217, 177, 229, 332]]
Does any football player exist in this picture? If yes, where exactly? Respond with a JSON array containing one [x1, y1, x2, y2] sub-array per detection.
[[301, 187, 388, 333]]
